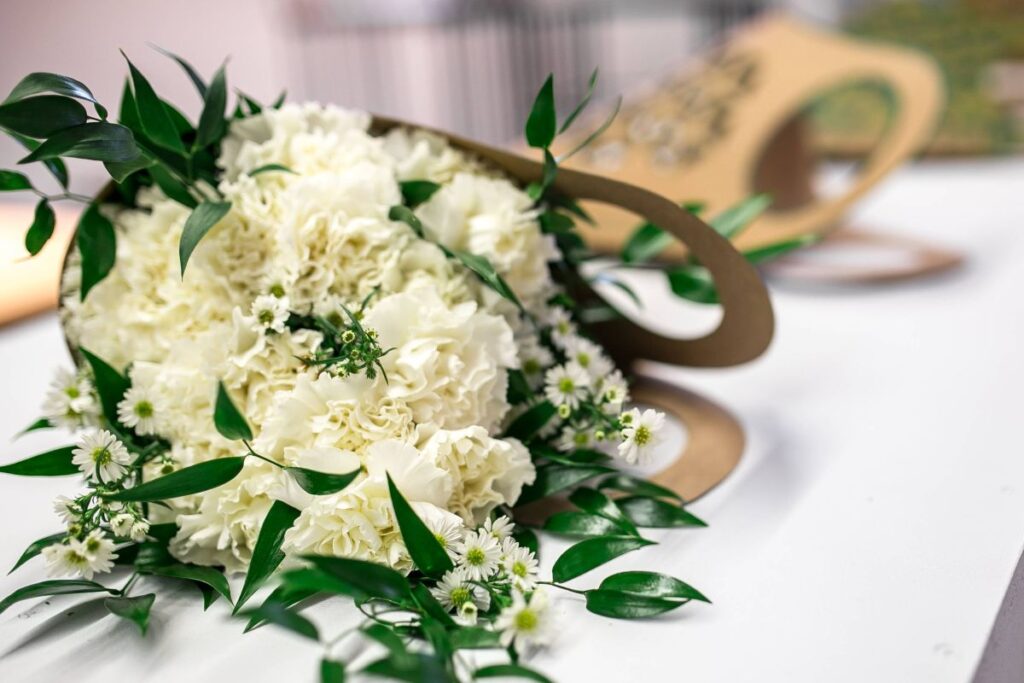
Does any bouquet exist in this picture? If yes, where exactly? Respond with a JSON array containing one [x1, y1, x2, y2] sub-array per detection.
[[0, 55, 737, 681]]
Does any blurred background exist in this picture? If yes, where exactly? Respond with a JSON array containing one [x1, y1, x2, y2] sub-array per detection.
[[1, 0, 1021, 195]]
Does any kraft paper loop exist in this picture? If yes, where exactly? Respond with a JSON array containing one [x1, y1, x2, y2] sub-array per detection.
[[552, 14, 957, 281], [372, 116, 775, 368]]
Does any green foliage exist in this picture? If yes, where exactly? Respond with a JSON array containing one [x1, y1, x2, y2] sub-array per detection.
[[25, 198, 56, 255], [144, 563, 233, 604], [387, 474, 454, 578], [616, 496, 707, 528], [107, 457, 246, 502], [525, 75, 556, 149], [551, 536, 655, 583], [8, 532, 65, 574], [76, 203, 117, 300], [399, 180, 441, 207], [79, 347, 129, 425], [213, 380, 252, 441], [235, 501, 301, 612], [179, 201, 232, 275], [105, 593, 156, 634], [0, 446, 78, 476], [286, 466, 360, 496], [504, 401, 557, 443], [0, 579, 116, 615]]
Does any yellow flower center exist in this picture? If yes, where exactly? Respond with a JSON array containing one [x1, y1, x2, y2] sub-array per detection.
[[523, 359, 541, 375], [65, 386, 80, 399], [269, 283, 286, 298], [91, 447, 112, 466], [466, 547, 485, 566], [258, 309, 275, 325], [134, 401, 154, 418], [576, 352, 590, 367], [512, 561, 528, 578], [558, 378, 575, 394], [634, 425, 651, 446], [515, 608, 538, 632], [449, 586, 471, 606]]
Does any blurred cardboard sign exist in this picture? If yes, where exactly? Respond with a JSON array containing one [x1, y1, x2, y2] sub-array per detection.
[[556, 14, 963, 282]]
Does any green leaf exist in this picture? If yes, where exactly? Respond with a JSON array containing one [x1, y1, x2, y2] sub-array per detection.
[[107, 456, 246, 502], [388, 204, 424, 238], [621, 222, 671, 264], [195, 63, 227, 148], [512, 526, 539, 556], [551, 536, 655, 583], [8, 532, 65, 574], [145, 563, 232, 603], [0, 169, 32, 191], [235, 500, 301, 612], [124, 541, 174, 570], [543, 511, 622, 538], [363, 653, 450, 682], [516, 463, 614, 505], [104, 152, 153, 183], [179, 201, 231, 275], [17, 417, 53, 436], [151, 45, 207, 96], [321, 659, 346, 683], [559, 67, 599, 134], [149, 164, 197, 208], [286, 466, 360, 496], [249, 163, 295, 177], [244, 583, 319, 632], [451, 250, 522, 309], [525, 75, 556, 149], [409, 582, 455, 628], [19, 122, 139, 163], [278, 567, 359, 600], [584, 589, 688, 619], [244, 601, 319, 641], [539, 149, 558, 195], [743, 234, 817, 264], [123, 53, 185, 153], [0, 579, 116, 615], [76, 202, 117, 300], [0, 95, 86, 138], [558, 95, 621, 162], [568, 487, 638, 534], [709, 194, 772, 239], [79, 347, 129, 425], [387, 474, 453, 578], [9, 133, 68, 188], [0, 446, 77, 476], [504, 400, 556, 443], [449, 626, 503, 650], [104, 593, 156, 634], [599, 570, 709, 603], [666, 265, 718, 305], [476, 664, 555, 683], [538, 210, 575, 235], [362, 622, 409, 657], [589, 272, 642, 308], [213, 380, 252, 441], [399, 180, 441, 208], [597, 474, 681, 502], [24, 198, 56, 255], [506, 369, 533, 405], [616, 496, 707, 528], [4, 72, 107, 118], [302, 555, 411, 603]]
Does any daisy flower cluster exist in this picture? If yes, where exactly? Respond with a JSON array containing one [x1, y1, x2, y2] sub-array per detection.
[[535, 306, 666, 465], [428, 515, 551, 648]]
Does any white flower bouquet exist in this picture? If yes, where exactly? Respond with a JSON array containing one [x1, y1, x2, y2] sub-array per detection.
[[0, 54, 772, 681]]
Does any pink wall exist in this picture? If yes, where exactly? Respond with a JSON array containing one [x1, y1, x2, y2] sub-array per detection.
[[0, 0, 296, 194]]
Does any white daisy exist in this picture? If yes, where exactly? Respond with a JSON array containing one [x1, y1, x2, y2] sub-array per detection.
[[556, 425, 593, 452], [41, 367, 98, 430], [617, 408, 666, 465], [457, 600, 479, 625], [129, 518, 150, 543], [544, 307, 577, 348], [110, 512, 135, 538], [501, 541, 540, 592], [430, 567, 490, 612], [543, 362, 590, 410], [518, 337, 555, 387], [482, 515, 514, 541], [251, 294, 290, 333], [599, 371, 629, 413], [79, 530, 117, 578], [563, 336, 613, 381], [424, 511, 464, 561], [455, 529, 502, 581], [42, 540, 89, 578], [72, 430, 132, 482], [53, 495, 80, 525], [496, 589, 553, 649], [116, 385, 162, 436]]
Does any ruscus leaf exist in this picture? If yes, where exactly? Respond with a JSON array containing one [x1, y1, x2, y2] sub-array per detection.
[[286, 466, 360, 496], [551, 536, 655, 583], [0, 446, 77, 476], [4, 72, 107, 118], [387, 474, 453, 578], [0, 169, 32, 191], [195, 63, 227, 148], [399, 180, 440, 207], [19, 122, 139, 163], [243, 601, 319, 641], [104, 593, 156, 634], [0, 579, 116, 615], [475, 664, 555, 683], [145, 563, 232, 603], [24, 198, 56, 255], [584, 589, 688, 619], [301, 555, 411, 603], [107, 457, 246, 502], [599, 570, 709, 603], [179, 201, 232, 275], [79, 347, 129, 425], [213, 380, 252, 441], [235, 500, 301, 612], [76, 203, 117, 300], [8, 532, 65, 574], [0, 95, 86, 138], [525, 74, 556, 149], [123, 53, 185, 153], [616, 496, 707, 528]]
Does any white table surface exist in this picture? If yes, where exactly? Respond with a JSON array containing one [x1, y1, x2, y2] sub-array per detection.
[[1, 158, 1022, 682]]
